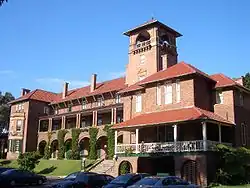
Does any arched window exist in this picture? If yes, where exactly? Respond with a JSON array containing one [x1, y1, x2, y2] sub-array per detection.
[[136, 31, 150, 44]]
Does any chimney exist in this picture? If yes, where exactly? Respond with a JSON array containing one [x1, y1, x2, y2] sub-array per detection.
[[21, 88, 30, 97], [90, 74, 97, 92], [62, 82, 69, 99], [234, 77, 244, 86]]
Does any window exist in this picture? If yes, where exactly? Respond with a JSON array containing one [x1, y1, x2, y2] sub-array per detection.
[[81, 120, 86, 128], [9, 139, 22, 153], [216, 91, 223, 104], [241, 123, 247, 146], [16, 120, 22, 132], [97, 97, 104, 107], [140, 54, 145, 64], [176, 79, 180, 103], [239, 92, 244, 106], [54, 109, 58, 115], [16, 103, 24, 112], [97, 117, 103, 126], [165, 82, 173, 104], [115, 94, 121, 104], [156, 84, 161, 105], [135, 94, 142, 112], [44, 107, 49, 114], [82, 101, 87, 109], [68, 105, 72, 112]]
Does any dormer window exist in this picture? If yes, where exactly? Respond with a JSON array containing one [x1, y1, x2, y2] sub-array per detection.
[[97, 97, 104, 107], [115, 94, 121, 104], [216, 90, 223, 104], [82, 101, 87, 110], [68, 105, 72, 112]]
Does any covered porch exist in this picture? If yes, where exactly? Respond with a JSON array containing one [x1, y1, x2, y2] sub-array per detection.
[[113, 107, 234, 154]]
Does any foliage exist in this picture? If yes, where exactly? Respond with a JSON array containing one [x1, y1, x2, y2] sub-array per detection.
[[17, 151, 42, 172], [57, 130, 67, 160], [0, 91, 15, 129], [43, 132, 52, 159], [104, 125, 115, 159], [119, 161, 131, 175], [125, 147, 133, 156], [71, 128, 81, 160], [89, 127, 98, 160], [215, 144, 250, 185], [65, 150, 72, 160], [243, 73, 250, 89], [0, 0, 7, 7]]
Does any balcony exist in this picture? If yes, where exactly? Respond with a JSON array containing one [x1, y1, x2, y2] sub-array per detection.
[[116, 140, 232, 154], [133, 40, 151, 54]]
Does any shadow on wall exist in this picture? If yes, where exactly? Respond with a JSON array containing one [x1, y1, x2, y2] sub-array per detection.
[[38, 166, 57, 175]]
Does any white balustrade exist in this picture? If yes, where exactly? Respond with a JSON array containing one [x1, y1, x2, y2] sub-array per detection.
[[115, 140, 231, 154]]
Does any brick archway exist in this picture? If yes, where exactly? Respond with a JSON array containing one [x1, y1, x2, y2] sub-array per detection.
[[118, 160, 133, 175], [181, 160, 199, 185], [79, 137, 90, 157], [38, 140, 46, 156]]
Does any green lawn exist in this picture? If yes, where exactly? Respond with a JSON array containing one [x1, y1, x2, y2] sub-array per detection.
[[0, 159, 94, 176]]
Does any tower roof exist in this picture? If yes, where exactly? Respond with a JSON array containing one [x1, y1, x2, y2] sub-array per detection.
[[123, 19, 182, 37]]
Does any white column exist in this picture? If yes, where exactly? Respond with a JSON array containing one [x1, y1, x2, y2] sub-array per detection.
[[173, 125, 177, 142], [114, 130, 118, 154], [202, 122, 207, 151], [218, 124, 222, 143], [135, 129, 139, 153]]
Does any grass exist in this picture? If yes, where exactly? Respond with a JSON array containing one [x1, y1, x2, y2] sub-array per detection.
[[0, 159, 94, 176]]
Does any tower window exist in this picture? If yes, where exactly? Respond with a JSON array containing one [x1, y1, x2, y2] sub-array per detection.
[[165, 82, 173, 104], [176, 79, 180, 103], [135, 93, 142, 112], [140, 54, 145, 64]]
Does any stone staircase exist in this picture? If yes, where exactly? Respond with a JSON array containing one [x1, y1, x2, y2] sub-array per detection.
[[90, 159, 115, 175]]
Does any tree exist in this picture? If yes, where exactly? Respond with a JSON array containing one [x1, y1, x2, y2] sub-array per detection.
[[0, 91, 15, 130], [243, 72, 250, 89], [17, 151, 42, 172], [0, 0, 7, 7]]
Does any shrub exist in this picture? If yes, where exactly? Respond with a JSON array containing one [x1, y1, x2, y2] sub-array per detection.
[[65, 150, 73, 160], [44, 132, 52, 159], [17, 151, 42, 172], [89, 127, 98, 160], [71, 128, 81, 160], [58, 130, 67, 160], [104, 125, 115, 159], [119, 161, 131, 175]]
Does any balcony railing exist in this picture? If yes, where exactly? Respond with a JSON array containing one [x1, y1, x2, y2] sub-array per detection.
[[134, 40, 151, 49], [116, 140, 232, 154]]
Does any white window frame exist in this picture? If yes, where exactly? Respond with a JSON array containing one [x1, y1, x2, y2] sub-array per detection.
[[239, 92, 244, 106], [156, 83, 161, 105], [241, 123, 247, 146], [164, 82, 173, 104], [82, 100, 87, 109], [135, 93, 142, 112], [216, 90, 223, 104], [115, 94, 121, 104], [15, 140, 20, 153], [16, 120, 22, 132], [176, 79, 180, 103], [97, 97, 104, 107]]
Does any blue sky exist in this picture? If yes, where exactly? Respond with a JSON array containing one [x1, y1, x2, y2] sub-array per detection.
[[0, 0, 250, 98]]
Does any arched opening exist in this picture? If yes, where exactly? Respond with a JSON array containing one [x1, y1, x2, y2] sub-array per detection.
[[50, 140, 58, 159], [79, 137, 90, 157], [181, 160, 198, 185], [38, 140, 47, 156], [159, 34, 171, 45], [65, 139, 72, 159], [96, 136, 108, 159], [117, 135, 123, 144], [119, 161, 133, 175], [136, 31, 150, 44]]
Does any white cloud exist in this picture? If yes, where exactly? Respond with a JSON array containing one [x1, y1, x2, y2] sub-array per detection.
[[36, 78, 89, 88], [109, 71, 125, 79]]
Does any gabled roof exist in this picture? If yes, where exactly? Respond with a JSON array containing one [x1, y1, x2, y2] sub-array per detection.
[[123, 19, 182, 37], [113, 107, 234, 129], [119, 62, 216, 94], [9, 89, 59, 104], [51, 77, 126, 104], [210, 73, 250, 92], [139, 62, 216, 85]]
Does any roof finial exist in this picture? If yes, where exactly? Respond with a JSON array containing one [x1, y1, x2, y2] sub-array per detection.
[[151, 13, 155, 20]]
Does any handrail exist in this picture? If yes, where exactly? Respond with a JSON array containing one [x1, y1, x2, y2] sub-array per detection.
[[104, 162, 115, 174], [85, 153, 107, 172]]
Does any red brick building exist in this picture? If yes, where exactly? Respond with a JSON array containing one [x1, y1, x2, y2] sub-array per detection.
[[7, 20, 250, 186]]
